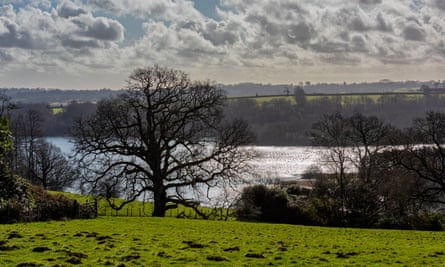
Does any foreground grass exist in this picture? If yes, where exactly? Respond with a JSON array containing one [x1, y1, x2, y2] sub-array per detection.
[[1, 217, 445, 266]]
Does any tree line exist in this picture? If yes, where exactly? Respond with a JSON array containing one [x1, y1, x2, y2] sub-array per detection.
[[225, 88, 445, 145]]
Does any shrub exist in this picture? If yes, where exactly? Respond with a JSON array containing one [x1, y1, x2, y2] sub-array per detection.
[[31, 186, 97, 221], [236, 185, 289, 223], [0, 168, 33, 223], [1, 186, 97, 223], [376, 213, 443, 231]]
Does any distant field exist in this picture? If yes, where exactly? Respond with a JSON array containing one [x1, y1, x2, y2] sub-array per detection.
[[1, 217, 445, 266], [50, 107, 64, 115], [231, 92, 443, 106]]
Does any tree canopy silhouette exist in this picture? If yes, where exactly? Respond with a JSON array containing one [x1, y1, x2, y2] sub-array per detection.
[[72, 66, 255, 217]]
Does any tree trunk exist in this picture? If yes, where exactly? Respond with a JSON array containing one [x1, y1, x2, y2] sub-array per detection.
[[152, 186, 167, 217]]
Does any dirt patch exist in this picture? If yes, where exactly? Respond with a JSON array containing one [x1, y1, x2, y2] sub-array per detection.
[[245, 253, 265, 258], [182, 240, 206, 249], [32, 246, 51, 252], [85, 232, 99, 238], [68, 252, 88, 259], [224, 246, 240, 252], [157, 251, 171, 258], [207, 255, 229, 262], [121, 254, 140, 261], [16, 263, 38, 267], [0, 245, 19, 251], [8, 232, 23, 239], [66, 257, 82, 265], [336, 252, 359, 258]]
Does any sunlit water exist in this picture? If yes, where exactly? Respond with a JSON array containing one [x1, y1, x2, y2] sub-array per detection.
[[47, 137, 324, 180], [47, 137, 325, 205]]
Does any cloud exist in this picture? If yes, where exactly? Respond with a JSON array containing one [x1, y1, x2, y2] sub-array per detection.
[[375, 13, 393, 32], [403, 23, 426, 41], [0, 18, 35, 49], [432, 0, 445, 11], [88, 0, 203, 22], [57, 1, 87, 18], [359, 0, 382, 5], [71, 15, 124, 41]]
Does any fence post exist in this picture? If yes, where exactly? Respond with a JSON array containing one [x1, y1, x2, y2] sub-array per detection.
[[73, 200, 79, 219], [94, 199, 98, 218]]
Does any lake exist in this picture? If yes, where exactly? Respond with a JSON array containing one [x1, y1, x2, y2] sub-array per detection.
[[46, 137, 326, 181]]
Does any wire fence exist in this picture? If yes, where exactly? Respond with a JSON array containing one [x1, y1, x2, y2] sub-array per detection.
[[98, 205, 234, 220]]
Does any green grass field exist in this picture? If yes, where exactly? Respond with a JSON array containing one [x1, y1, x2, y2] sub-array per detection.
[[1, 216, 445, 266], [51, 107, 65, 115]]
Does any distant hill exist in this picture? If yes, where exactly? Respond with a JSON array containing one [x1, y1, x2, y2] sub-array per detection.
[[0, 88, 123, 105], [1, 80, 441, 103], [220, 80, 440, 97]]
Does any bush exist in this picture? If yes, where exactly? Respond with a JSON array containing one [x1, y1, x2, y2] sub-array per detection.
[[236, 185, 289, 223], [0, 200, 26, 224], [1, 186, 97, 223], [377, 213, 443, 231], [31, 186, 97, 221], [0, 167, 34, 223]]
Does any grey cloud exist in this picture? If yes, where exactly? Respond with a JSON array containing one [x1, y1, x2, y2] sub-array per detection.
[[349, 17, 369, 32], [246, 14, 280, 36], [202, 22, 238, 45], [359, 0, 382, 5], [310, 39, 349, 53], [178, 21, 238, 46], [286, 23, 314, 43], [61, 38, 103, 49], [376, 13, 393, 32], [88, 0, 119, 12], [0, 19, 35, 49], [433, 0, 445, 11], [375, 44, 413, 64], [245, 13, 315, 45], [58, 1, 87, 18], [0, 49, 13, 62], [320, 53, 361, 65], [351, 35, 368, 52], [72, 16, 124, 41], [403, 24, 426, 41], [429, 40, 445, 58], [310, 34, 369, 54]]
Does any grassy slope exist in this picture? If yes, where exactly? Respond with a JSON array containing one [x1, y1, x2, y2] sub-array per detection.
[[1, 217, 445, 266]]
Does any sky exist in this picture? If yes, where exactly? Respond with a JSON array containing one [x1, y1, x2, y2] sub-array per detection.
[[0, 0, 444, 89]]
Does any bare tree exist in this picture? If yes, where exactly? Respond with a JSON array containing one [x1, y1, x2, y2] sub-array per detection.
[[10, 108, 45, 180], [311, 112, 351, 224], [9, 106, 78, 191], [395, 111, 445, 204], [72, 66, 255, 217], [311, 112, 395, 226], [31, 140, 78, 191]]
